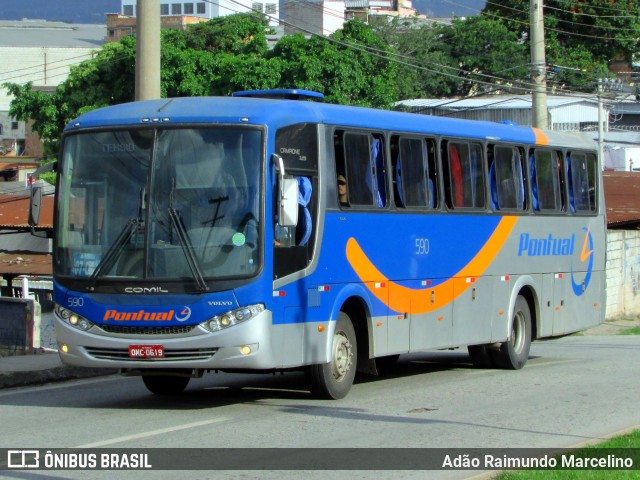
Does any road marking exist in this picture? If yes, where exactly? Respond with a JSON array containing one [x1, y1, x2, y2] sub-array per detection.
[[75, 417, 230, 448], [465, 359, 579, 375], [0, 376, 123, 398]]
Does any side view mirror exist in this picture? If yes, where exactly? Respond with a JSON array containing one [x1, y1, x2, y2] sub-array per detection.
[[28, 185, 42, 226], [272, 153, 299, 228], [279, 177, 298, 227], [28, 161, 57, 226]]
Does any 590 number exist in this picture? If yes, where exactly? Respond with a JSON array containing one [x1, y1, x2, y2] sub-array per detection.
[[415, 238, 430, 255]]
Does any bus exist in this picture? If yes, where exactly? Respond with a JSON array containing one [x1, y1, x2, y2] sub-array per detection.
[[30, 89, 606, 399]]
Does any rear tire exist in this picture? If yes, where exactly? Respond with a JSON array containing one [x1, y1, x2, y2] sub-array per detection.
[[490, 295, 531, 370], [308, 312, 357, 399], [142, 375, 190, 395]]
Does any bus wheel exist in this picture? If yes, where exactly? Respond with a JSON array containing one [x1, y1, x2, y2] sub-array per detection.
[[467, 345, 494, 368], [308, 312, 357, 399], [142, 375, 190, 395], [490, 295, 531, 370]]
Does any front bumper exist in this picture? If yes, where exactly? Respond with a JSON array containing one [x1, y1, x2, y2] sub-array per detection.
[[54, 309, 278, 371]]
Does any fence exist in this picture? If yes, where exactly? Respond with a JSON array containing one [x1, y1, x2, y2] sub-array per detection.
[[0, 297, 40, 356]]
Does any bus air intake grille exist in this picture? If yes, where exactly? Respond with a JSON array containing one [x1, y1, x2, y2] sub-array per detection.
[[83, 347, 218, 361], [99, 325, 197, 335]]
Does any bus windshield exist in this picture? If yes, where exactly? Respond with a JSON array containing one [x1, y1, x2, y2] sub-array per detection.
[[55, 127, 262, 286]]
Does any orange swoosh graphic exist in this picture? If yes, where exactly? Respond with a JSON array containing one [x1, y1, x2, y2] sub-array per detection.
[[580, 226, 593, 263], [346, 216, 518, 315]]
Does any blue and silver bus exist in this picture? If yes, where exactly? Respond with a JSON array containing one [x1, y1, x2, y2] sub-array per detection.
[[32, 89, 605, 399]]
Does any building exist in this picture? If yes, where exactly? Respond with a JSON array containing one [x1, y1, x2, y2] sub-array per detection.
[[118, 0, 419, 38], [346, 0, 418, 22], [396, 95, 605, 132], [284, 0, 422, 36], [0, 20, 107, 157], [284, 0, 346, 35], [602, 172, 640, 317], [106, 13, 211, 42], [0, 180, 54, 299], [119, 0, 279, 28]]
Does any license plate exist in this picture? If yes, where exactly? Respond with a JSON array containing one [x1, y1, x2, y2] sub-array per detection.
[[129, 344, 165, 359]]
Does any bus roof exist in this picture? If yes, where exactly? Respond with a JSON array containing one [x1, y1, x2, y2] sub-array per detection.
[[64, 96, 596, 149]]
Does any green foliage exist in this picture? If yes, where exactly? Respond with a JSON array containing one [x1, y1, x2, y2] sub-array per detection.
[[483, 0, 640, 87], [435, 16, 530, 96], [371, 17, 462, 99], [5, 38, 136, 155], [620, 326, 640, 335], [182, 13, 269, 56], [494, 429, 640, 480], [6, 5, 640, 157], [5, 15, 397, 155], [272, 20, 397, 108]]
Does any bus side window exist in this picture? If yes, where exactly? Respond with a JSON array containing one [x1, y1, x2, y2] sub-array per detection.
[[531, 149, 564, 212], [393, 136, 433, 208], [371, 135, 387, 208], [568, 151, 597, 213], [443, 140, 485, 209], [341, 131, 387, 208], [426, 140, 438, 209], [489, 145, 525, 211]]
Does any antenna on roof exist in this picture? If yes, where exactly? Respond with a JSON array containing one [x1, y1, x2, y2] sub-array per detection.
[[232, 89, 324, 101]]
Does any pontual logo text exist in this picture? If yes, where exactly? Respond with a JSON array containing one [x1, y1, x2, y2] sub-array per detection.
[[103, 309, 175, 321], [518, 233, 575, 257]]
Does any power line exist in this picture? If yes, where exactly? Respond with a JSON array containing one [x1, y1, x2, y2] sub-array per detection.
[[450, 0, 640, 41], [0, 0, 629, 118]]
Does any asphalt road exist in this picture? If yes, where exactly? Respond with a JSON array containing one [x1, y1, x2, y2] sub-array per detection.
[[0, 335, 638, 480]]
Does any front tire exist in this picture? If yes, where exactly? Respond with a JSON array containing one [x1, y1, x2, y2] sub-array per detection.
[[308, 312, 357, 399], [142, 375, 190, 395], [490, 295, 532, 370]]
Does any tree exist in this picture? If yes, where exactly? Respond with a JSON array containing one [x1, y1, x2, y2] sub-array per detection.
[[433, 16, 530, 96], [370, 16, 463, 99], [271, 19, 397, 107], [371, 16, 529, 99], [6, 38, 136, 156], [483, 0, 640, 89], [5, 15, 397, 154]]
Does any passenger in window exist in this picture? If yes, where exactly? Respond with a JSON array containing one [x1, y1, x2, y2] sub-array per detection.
[[338, 175, 349, 207]]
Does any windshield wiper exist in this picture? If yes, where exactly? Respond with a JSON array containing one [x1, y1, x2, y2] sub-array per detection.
[[168, 207, 209, 292], [87, 218, 139, 290]]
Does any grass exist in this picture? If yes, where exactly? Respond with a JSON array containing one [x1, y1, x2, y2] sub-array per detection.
[[619, 326, 640, 335], [493, 429, 640, 480]]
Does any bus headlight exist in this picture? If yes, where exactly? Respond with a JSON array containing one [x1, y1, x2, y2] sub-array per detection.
[[202, 304, 264, 332], [55, 304, 94, 331]]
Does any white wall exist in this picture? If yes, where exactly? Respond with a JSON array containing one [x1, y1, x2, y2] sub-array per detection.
[[0, 45, 97, 144], [604, 147, 640, 171], [285, 0, 345, 35], [606, 230, 640, 318], [121, 0, 279, 27]]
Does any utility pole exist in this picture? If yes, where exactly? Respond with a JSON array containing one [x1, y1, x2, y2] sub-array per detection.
[[530, 0, 548, 129], [135, 0, 161, 101], [597, 79, 605, 167], [597, 78, 622, 170]]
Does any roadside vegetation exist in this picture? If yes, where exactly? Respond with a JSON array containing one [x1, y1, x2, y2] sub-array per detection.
[[5, 0, 640, 164], [620, 326, 640, 335], [494, 429, 640, 480]]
